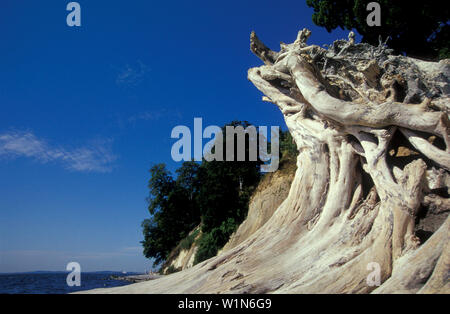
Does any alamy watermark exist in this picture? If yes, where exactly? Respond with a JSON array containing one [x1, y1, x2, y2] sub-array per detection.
[[65, 2, 380, 28], [66, 262, 81, 287], [367, 2, 381, 27], [66, 2, 81, 27], [170, 118, 280, 172], [366, 262, 381, 287]]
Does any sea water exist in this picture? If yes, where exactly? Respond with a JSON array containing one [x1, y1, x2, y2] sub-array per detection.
[[0, 271, 137, 294]]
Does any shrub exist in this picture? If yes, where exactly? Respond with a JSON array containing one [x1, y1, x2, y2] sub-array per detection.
[[194, 218, 239, 264], [179, 228, 200, 251], [165, 265, 181, 274]]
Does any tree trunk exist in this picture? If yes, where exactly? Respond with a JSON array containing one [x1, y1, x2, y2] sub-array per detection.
[[85, 29, 450, 294]]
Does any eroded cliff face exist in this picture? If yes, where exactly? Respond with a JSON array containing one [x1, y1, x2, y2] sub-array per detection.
[[163, 158, 296, 272], [83, 29, 449, 294], [162, 226, 201, 274], [222, 159, 296, 252]]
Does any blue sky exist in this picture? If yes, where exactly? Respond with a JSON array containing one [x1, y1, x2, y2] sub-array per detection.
[[0, 0, 358, 273]]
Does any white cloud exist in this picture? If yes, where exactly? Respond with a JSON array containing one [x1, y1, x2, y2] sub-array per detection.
[[0, 131, 116, 173], [116, 60, 149, 86]]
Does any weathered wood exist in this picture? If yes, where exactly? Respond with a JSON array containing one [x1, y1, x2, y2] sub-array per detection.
[[80, 29, 450, 294]]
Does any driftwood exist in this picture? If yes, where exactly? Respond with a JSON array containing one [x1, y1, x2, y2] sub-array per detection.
[[83, 29, 449, 294]]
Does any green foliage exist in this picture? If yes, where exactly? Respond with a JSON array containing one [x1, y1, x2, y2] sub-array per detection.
[[306, 0, 450, 60], [179, 228, 200, 251], [165, 265, 181, 274], [194, 218, 239, 265], [142, 126, 300, 268], [196, 121, 262, 235], [279, 130, 298, 160], [141, 121, 265, 268], [141, 163, 201, 266]]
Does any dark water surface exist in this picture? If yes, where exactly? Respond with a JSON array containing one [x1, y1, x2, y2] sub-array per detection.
[[0, 272, 137, 294]]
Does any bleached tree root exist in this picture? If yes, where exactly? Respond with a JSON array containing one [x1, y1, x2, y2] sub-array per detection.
[[83, 29, 449, 294]]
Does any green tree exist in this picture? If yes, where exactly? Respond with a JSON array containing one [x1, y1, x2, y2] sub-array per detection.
[[197, 121, 262, 234], [193, 121, 263, 263], [194, 218, 238, 265], [306, 0, 450, 59], [141, 121, 266, 267], [141, 163, 200, 266]]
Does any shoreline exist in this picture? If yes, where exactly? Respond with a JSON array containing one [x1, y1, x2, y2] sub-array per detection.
[[110, 273, 162, 283]]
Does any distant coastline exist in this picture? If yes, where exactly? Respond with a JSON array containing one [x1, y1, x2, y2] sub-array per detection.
[[0, 271, 142, 294], [110, 273, 161, 283]]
